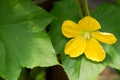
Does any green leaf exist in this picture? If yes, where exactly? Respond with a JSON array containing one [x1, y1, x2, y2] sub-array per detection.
[[93, 2, 120, 69], [62, 55, 104, 80], [50, 0, 105, 80], [116, 0, 120, 7], [0, 0, 58, 80], [50, 0, 82, 53]]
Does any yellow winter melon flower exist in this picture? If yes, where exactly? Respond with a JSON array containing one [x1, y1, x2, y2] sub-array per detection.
[[62, 16, 117, 62]]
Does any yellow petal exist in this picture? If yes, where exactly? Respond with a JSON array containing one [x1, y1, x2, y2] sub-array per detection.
[[62, 20, 81, 38], [65, 36, 86, 57], [84, 38, 106, 62], [92, 31, 117, 44], [78, 16, 101, 31]]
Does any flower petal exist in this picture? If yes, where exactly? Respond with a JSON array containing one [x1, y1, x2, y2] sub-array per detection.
[[84, 38, 106, 62], [92, 31, 117, 44], [62, 20, 81, 38], [65, 36, 86, 57], [78, 16, 101, 31]]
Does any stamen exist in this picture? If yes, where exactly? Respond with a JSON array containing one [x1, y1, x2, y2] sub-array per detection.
[[83, 32, 91, 39]]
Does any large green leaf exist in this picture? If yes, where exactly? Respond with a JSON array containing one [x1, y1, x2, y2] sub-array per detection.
[[0, 0, 59, 80], [50, 0, 105, 80], [116, 0, 120, 7], [93, 2, 120, 69], [62, 55, 104, 80]]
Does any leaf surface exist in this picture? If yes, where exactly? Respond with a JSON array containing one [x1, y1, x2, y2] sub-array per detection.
[[0, 0, 58, 80], [93, 2, 120, 69]]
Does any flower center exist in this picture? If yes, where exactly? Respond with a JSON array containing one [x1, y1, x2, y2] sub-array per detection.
[[83, 32, 91, 39]]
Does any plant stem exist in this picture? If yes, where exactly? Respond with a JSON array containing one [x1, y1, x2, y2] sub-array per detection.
[[79, 6, 84, 18], [84, 0, 90, 16], [79, 0, 90, 16], [77, 0, 84, 18]]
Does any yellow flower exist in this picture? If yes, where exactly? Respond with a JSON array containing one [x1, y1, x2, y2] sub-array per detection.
[[62, 16, 117, 62]]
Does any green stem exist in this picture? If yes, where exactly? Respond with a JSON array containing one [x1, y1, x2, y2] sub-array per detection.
[[79, 6, 84, 18], [77, 0, 84, 18], [79, 0, 90, 16], [84, 0, 90, 16]]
